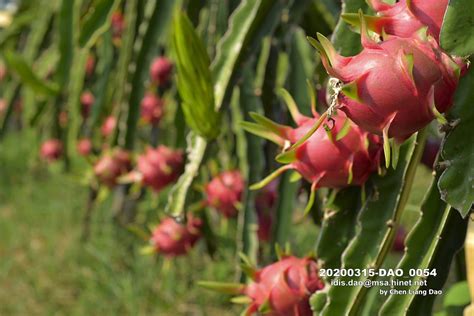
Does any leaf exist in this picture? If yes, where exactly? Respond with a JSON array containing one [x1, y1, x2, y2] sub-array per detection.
[[172, 11, 221, 140], [407, 208, 468, 315], [3, 50, 59, 96], [211, 0, 287, 110], [444, 281, 470, 308], [78, 0, 120, 48], [440, 0, 474, 56], [379, 171, 450, 314], [438, 64, 474, 217], [318, 137, 418, 316]]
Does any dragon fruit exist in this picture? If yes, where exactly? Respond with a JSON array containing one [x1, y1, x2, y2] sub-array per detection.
[[94, 149, 131, 187], [80, 91, 95, 118], [243, 256, 324, 316], [137, 146, 184, 192], [85, 54, 95, 78], [40, 139, 63, 162], [205, 170, 245, 218], [343, 0, 448, 42], [312, 23, 461, 146], [149, 214, 202, 257], [140, 93, 164, 125], [77, 138, 93, 156], [150, 56, 173, 86], [101, 116, 117, 137], [111, 11, 124, 40], [244, 89, 382, 197]]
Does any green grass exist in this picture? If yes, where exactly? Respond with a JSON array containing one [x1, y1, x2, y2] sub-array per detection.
[[0, 131, 239, 316]]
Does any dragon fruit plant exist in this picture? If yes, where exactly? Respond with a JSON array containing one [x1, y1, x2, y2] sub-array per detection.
[[243, 87, 382, 213], [140, 92, 164, 125], [150, 56, 173, 87], [255, 180, 278, 242], [200, 255, 324, 316], [204, 170, 245, 218], [148, 214, 202, 257]]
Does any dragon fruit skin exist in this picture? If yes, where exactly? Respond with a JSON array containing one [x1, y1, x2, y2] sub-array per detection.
[[101, 116, 117, 137], [150, 56, 173, 86], [287, 112, 382, 189], [365, 0, 448, 41], [77, 138, 93, 156], [137, 146, 184, 192], [244, 256, 324, 316], [40, 139, 63, 162], [140, 93, 164, 125], [94, 149, 132, 187], [149, 215, 202, 257], [317, 33, 460, 142], [205, 170, 245, 218]]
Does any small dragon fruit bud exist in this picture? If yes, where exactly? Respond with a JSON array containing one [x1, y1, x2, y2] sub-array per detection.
[[101, 116, 117, 137], [205, 170, 245, 218], [137, 146, 184, 192], [77, 138, 93, 156], [149, 214, 202, 257], [392, 227, 406, 253], [255, 181, 278, 242], [421, 138, 441, 169], [80, 91, 95, 118], [85, 54, 96, 78], [312, 25, 460, 148], [111, 11, 124, 40], [94, 149, 131, 187], [244, 256, 324, 315], [140, 93, 164, 125], [150, 56, 173, 86], [40, 139, 63, 162]]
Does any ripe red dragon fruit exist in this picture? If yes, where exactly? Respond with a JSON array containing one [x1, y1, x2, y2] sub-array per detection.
[[137, 146, 184, 192], [205, 170, 244, 218], [150, 56, 173, 86], [80, 91, 95, 118], [243, 256, 324, 316], [101, 116, 117, 137], [94, 149, 131, 187], [140, 93, 164, 125], [312, 25, 460, 145], [343, 0, 448, 42], [40, 139, 63, 162], [149, 214, 202, 257], [77, 138, 93, 156]]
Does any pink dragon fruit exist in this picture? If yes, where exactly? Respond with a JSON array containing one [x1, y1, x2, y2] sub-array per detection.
[[149, 214, 202, 257], [313, 25, 460, 145], [137, 146, 184, 192], [40, 139, 63, 162], [392, 227, 406, 253], [101, 116, 117, 137], [205, 170, 245, 218], [243, 256, 324, 316], [85, 54, 96, 78], [343, 0, 448, 42], [150, 56, 173, 86], [77, 138, 93, 156], [140, 93, 164, 125], [80, 91, 95, 118], [94, 149, 131, 187]]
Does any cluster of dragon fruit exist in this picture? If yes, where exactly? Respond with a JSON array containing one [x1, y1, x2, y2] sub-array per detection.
[[36, 1, 468, 315]]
